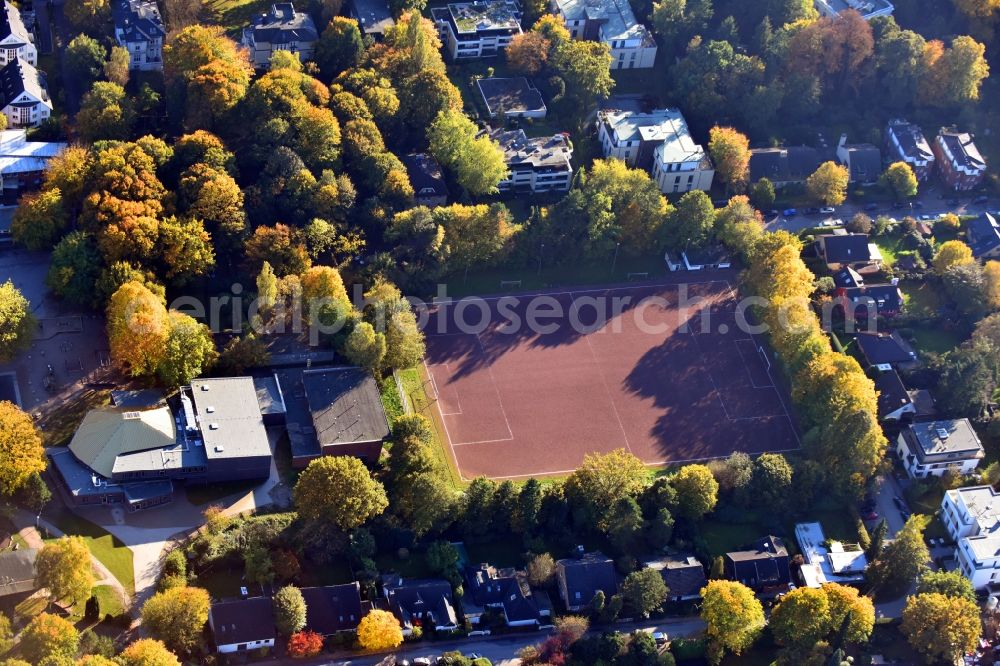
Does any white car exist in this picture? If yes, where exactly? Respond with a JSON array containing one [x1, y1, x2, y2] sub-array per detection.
[[820, 218, 842, 227], [819, 206, 836, 214]]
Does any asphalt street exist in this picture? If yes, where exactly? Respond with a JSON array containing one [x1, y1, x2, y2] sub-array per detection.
[[764, 187, 995, 234]]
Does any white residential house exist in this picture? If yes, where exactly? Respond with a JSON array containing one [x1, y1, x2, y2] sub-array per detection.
[[598, 108, 713, 193], [491, 128, 573, 193], [942, 486, 1000, 589], [0, 58, 51, 129], [0, 129, 66, 196], [0, 1, 36, 67], [112, 0, 165, 71], [242, 3, 319, 68], [552, 0, 656, 69], [813, 0, 894, 20], [794, 522, 868, 588], [895, 419, 984, 479], [430, 1, 522, 60], [209, 598, 276, 654]]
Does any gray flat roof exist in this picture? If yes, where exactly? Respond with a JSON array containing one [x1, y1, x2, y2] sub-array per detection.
[[188, 377, 272, 461], [476, 77, 545, 116], [303, 367, 389, 448], [905, 419, 982, 460]]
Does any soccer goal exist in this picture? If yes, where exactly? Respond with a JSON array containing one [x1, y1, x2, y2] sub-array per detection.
[[627, 272, 649, 281], [500, 279, 522, 289], [758, 346, 772, 372]]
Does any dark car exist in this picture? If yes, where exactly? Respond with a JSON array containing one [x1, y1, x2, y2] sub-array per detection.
[[892, 202, 905, 209], [805, 207, 820, 214], [974, 195, 989, 204], [948, 199, 960, 206], [912, 201, 924, 209], [768, 209, 779, 217], [865, 203, 879, 211], [783, 208, 798, 217]]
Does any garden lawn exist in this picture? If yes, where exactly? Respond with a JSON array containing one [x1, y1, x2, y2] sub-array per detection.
[[92, 584, 124, 618], [699, 519, 767, 557], [397, 366, 464, 489], [203, 0, 271, 34], [46, 508, 135, 596], [908, 324, 965, 354], [901, 280, 948, 318]]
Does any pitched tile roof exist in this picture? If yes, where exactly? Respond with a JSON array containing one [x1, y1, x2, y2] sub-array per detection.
[[210, 597, 276, 647]]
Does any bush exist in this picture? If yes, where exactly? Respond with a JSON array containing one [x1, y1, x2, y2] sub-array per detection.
[[671, 637, 706, 660], [287, 630, 324, 658]]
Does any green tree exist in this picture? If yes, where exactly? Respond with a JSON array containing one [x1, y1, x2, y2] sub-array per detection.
[[14, 472, 51, 514], [750, 453, 793, 511], [549, 39, 615, 107], [750, 178, 775, 210], [665, 190, 716, 250], [916, 569, 976, 603], [607, 496, 644, 553], [0, 281, 34, 361], [64, 0, 110, 34], [564, 449, 649, 529], [76, 82, 136, 143], [343, 322, 387, 372], [157, 311, 217, 387], [881, 162, 918, 200], [65, 35, 105, 86], [0, 401, 45, 496], [293, 456, 388, 529], [273, 585, 307, 636], [11, 188, 68, 251], [901, 592, 980, 664], [673, 464, 719, 520], [620, 568, 668, 617], [140, 586, 210, 656], [425, 541, 460, 576], [868, 515, 930, 592], [701, 580, 765, 662], [806, 161, 850, 206], [769, 586, 831, 648], [36, 537, 94, 606], [315, 17, 364, 80], [428, 109, 507, 195]]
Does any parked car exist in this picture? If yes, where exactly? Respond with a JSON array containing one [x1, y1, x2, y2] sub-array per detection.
[[912, 201, 924, 209], [865, 203, 879, 211], [820, 218, 842, 227], [413, 658, 433, 666], [919, 214, 934, 221], [805, 207, 820, 214], [819, 206, 836, 214], [975, 195, 989, 204], [652, 632, 669, 645], [861, 509, 879, 521], [892, 202, 905, 209], [783, 208, 798, 216], [948, 199, 960, 206], [768, 209, 779, 217]]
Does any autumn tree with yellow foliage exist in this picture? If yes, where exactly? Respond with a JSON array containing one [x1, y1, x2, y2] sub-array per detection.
[[357, 609, 404, 651]]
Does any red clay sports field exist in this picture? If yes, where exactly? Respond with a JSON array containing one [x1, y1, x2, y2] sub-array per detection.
[[422, 273, 800, 480]]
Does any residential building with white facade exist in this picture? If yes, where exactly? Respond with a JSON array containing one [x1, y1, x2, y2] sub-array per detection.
[[491, 128, 573, 193], [0, 58, 50, 129], [242, 3, 319, 68], [0, 129, 66, 197], [0, 1, 35, 68], [813, 0, 893, 20], [112, 0, 165, 71], [886, 119, 934, 181], [552, 0, 656, 69], [895, 419, 984, 479], [942, 486, 1000, 589], [431, 1, 522, 60], [598, 108, 713, 193]]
